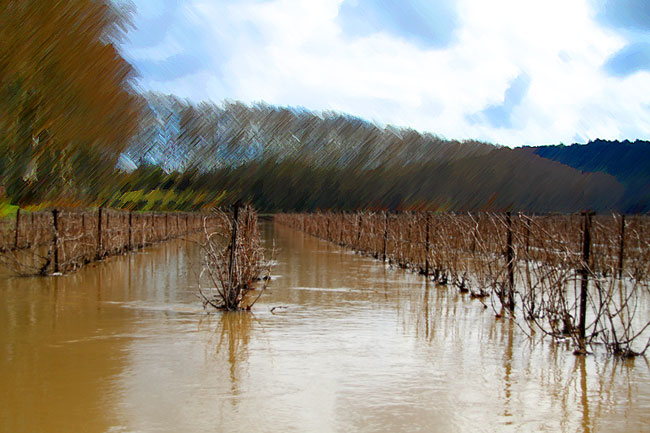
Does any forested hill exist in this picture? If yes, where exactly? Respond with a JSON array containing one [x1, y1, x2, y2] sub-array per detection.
[[517, 140, 650, 212]]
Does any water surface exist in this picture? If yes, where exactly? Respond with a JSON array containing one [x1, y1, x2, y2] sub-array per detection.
[[1, 222, 649, 432]]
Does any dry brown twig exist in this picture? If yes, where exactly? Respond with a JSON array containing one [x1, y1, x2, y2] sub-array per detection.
[[198, 206, 272, 311]]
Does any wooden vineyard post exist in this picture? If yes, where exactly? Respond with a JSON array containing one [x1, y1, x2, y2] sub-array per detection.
[[97, 207, 103, 260], [471, 212, 478, 255], [356, 213, 362, 251], [405, 214, 412, 266], [383, 212, 389, 262], [14, 208, 20, 249], [228, 204, 240, 291], [52, 209, 59, 273], [424, 212, 431, 275], [128, 211, 133, 250], [395, 215, 401, 264], [106, 211, 110, 254], [81, 213, 86, 259], [506, 212, 515, 312], [524, 213, 530, 254], [29, 213, 34, 248], [618, 214, 625, 279], [327, 214, 331, 241], [579, 211, 593, 340]]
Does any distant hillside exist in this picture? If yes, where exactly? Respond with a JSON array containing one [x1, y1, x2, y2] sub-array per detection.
[[518, 140, 650, 212]]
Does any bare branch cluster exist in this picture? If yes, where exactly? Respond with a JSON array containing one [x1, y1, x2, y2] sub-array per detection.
[[198, 205, 271, 311], [276, 211, 650, 356], [0, 208, 216, 275]]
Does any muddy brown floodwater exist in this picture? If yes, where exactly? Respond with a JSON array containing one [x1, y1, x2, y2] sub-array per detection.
[[1, 222, 649, 432]]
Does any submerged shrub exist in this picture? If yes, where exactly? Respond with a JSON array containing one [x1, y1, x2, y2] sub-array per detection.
[[199, 205, 270, 311]]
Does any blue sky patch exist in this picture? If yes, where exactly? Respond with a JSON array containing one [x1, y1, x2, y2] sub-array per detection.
[[593, 0, 650, 32], [133, 53, 206, 81], [337, 0, 458, 49], [604, 42, 650, 76], [469, 73, 531, 129]]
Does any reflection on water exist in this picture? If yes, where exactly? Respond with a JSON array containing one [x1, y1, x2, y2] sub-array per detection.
[[1, 223, 649, 432]]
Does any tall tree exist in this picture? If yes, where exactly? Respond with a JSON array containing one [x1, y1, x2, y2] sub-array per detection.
[[0, 0, 142, 203]]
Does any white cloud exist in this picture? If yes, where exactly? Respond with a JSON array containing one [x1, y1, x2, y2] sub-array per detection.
[[125, 0, 650, 146]]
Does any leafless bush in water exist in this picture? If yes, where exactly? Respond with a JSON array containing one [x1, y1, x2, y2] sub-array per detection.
[[199, 205, 271, 311], [517, 214, 650, 356], [465, 214, 508, 302], [517, 215, 584, 345]]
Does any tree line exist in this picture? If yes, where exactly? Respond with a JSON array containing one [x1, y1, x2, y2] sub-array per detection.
[[0, 0, 141, 206], [120, 94, 624, 213]]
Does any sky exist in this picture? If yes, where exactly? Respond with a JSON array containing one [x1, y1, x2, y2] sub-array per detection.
[[120, 0, 650, 147]]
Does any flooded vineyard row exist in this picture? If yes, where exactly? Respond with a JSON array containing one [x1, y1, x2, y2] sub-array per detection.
[[0, 208, 225, 275], [276, 212, 650, 356], [0, 221, 649, 432]]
